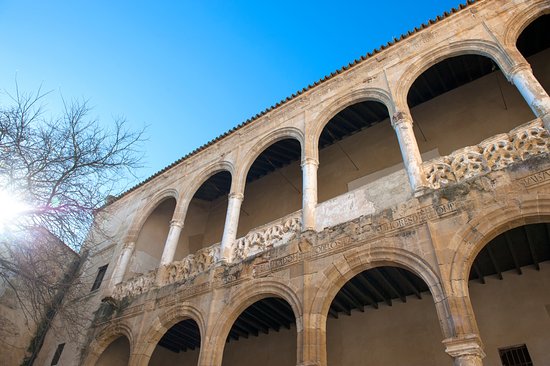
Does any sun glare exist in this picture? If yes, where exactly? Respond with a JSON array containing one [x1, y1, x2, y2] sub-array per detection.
[[0, 189, 30, 232]]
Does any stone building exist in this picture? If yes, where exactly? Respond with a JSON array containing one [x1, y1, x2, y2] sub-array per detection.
[[34, 0, 549, 365]]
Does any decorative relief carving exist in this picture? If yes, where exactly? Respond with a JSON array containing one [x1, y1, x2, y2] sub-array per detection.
[[232, 214, 301, 261], [164, 243, 220, 285], [112, 270, 156, 300], [425, 161, 456, 189], [423, 119, 549, 189]]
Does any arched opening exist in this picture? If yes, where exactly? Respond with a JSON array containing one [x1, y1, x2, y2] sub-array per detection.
[[222, 296, 297, 366], [468, 223, 550, 365], [176, 171, 231, 259], [516, 14, 550, 93], [95, 336, 131, 366], [129, 197, 176, 279], [326, 266, 446, 365], [237, 139, 302, 237], [407, 53, 532, 159], [148, 318, 201, 365], [317, 101, 403, 212]]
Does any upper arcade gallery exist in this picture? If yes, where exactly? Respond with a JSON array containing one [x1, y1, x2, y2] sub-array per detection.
[[114, 3, 550, 282]]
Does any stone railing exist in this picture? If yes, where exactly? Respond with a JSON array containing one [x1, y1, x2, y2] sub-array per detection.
[[163, 242, 220, 285], [423, 119, 549, 189], [232, 211, 302, 261], [111, 269, 156, 301]]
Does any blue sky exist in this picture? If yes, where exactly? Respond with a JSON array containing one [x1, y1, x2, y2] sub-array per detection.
[[0, 0, 463, 186]]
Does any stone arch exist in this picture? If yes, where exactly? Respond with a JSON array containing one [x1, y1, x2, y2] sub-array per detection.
[[133, 303, 206, 366], [449, 193, 550, 299], [204, 278, 303, 366], [234, 126, 305, 191], [309, 88, 394, 160], [173, 160, 235, 222], [310, 245, 452, 339], [395, 39, 515, 108], [83, 322, 134, 366], [503, 0, 550, 48], [124, 188, 179, 244]]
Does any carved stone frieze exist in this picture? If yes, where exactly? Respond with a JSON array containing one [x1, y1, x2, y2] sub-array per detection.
[[112, 270, 156, 301], [164, 243, 220, 286], [232, 214, 301, 261], [423, 119, 549, 189]]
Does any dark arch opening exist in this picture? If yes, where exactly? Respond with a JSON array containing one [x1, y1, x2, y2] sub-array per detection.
[[237, 139, 302, 237], [176, 170, 231, 260], [407, 53, 533, 159], [222, 297, 297, 366], [96, 336, 131, 366], [517, 14, 550, 95], [130, 197, 176, 279], [326, 266, 445, 365], [468, 223, 550, 365], [149, 318, 201, 365], [516, 14, 550, 58]]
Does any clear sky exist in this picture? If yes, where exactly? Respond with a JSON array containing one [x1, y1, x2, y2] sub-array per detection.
[[0, 0, 464, 187]]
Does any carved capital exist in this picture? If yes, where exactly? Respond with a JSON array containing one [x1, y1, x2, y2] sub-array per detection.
[[443, 334, 485, 360], [508, 62, 532, 80], [391, 111, 413, 129], [123, 241, 136, 250], [228, 192, 244, 201], [301, 157, 319, 168], [169, 220, 184, 229]]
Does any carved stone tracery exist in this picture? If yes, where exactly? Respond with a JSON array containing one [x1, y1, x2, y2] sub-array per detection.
[[424, 119, 549, 189]]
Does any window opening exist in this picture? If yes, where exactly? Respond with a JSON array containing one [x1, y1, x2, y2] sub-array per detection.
[[50, 343, 65, 365], [499, 344, 533, 366], [91, 264, 108, 291]]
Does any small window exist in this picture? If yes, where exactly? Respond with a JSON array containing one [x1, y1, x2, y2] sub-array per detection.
[[91, 265, 108, 292], [51, 343, 65, 365], [499, 344, 533, 366]]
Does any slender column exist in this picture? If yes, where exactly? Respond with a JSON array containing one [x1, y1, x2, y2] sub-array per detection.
[[159, 219, 184, 267], [301, 157, 318, 232], [110, 241, 135, 286], [509, 62, 550, 130], [443, 334, 485, 366], [220, 192, 244, 262], [391, 110, 428, 194]]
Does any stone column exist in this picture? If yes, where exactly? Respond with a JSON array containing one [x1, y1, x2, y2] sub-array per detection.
[[443, 334, 485, 366], [110, 241, 135, 286], [301, 157, 318, 232], [297, 312, 326, 366], [159, 219, 184, 267], [391, 110, 428, 194], [509, 63, 550, 130], [220, 192, 244, 262]]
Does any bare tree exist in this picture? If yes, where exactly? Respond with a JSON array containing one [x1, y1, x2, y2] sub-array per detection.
[[0, 85, 145, 364]]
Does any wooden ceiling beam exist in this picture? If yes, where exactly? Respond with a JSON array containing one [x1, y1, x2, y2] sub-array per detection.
[[504, 232, 522, 275], [524, 226, 540, 271], [486, 246, 503, 280], [372, 268, 406, 303], [356, 273, 389, 307]]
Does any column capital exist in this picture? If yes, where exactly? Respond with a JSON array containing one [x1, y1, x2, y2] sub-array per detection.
[[508, 61, 532, 79], [169, 219, 184, 229], [443, 334, 485, 360], [123, 241, 135, 250], [228, 192, 244, 200], [391, 110, 413, 129], [301, 157, 319, 168]]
